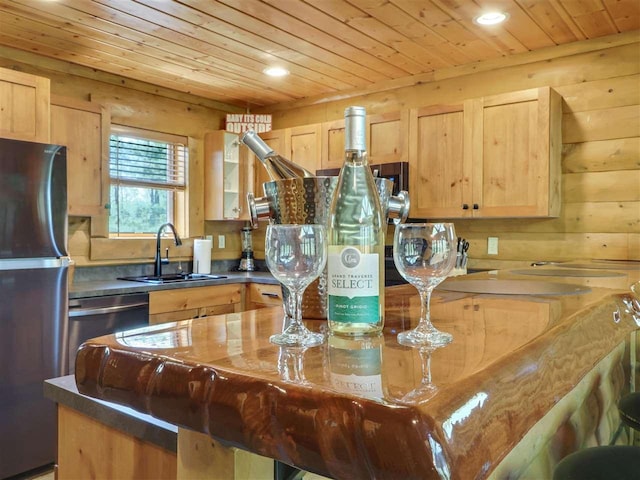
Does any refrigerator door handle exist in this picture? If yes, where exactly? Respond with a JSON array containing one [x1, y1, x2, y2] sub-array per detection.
[[69, 302, 149, 318]]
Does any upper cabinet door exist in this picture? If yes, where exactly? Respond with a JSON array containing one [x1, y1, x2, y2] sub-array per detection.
[[470, 87, 562, 218], [288, 123, 321, 174], [251, 128, 287, 196], [320, 119, 345, 170], [0, 67, 50, 143], [321, 111, 409, 170], [367, 110, 409, 165], [50, 96, 110, 223], [409, 104, 470, 219]]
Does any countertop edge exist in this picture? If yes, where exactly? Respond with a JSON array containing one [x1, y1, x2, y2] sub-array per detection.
[[44, 375, 177, 453], [69, 271, 278, 298]]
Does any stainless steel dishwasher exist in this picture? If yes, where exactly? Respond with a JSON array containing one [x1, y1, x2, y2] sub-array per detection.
[[68, 293, 149, 374]]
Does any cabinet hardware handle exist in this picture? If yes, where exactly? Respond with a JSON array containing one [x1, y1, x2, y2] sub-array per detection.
[[462, 204, 469, 210], [473, 204, 479, 210], [262, 292, 280, 298]]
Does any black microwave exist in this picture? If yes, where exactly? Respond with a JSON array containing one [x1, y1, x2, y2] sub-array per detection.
[[316, 161, 408, 195]]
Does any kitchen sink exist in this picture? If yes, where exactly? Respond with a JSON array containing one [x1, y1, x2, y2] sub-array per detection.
[[118, 273, 227, 284]]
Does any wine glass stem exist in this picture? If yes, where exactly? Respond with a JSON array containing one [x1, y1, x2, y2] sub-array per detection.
[[290, 287, 304, 331], [285, 287, 304, 335], [418, 287, 437, 334]]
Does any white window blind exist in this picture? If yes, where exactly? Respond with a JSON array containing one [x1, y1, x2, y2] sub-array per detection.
[[108, 125, 188, 236], [110, 129, 187, 189]]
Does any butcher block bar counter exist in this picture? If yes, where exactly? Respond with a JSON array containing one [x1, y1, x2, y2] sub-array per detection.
[[72, 266, 640, 479]]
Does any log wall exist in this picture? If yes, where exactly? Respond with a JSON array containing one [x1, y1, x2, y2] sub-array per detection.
[[261, 33, 640, 267]]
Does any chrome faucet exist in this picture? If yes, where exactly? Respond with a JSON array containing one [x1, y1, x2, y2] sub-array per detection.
[[154, 223, 182, 277]]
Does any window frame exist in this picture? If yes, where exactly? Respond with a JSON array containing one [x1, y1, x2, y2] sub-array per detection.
[[108, 124, 189, 238]]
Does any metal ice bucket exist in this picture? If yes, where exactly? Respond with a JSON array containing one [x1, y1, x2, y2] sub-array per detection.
[[248, 176, 410, 319]]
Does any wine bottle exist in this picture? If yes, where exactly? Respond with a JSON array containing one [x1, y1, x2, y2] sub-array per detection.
[[327, 106, 385, 335], [240, 130, 314, 180]]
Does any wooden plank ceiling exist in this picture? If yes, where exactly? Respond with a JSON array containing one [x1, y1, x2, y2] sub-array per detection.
[[0, 0, 637, 108]]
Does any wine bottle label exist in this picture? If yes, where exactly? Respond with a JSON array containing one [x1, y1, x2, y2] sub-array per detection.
[[327, 246, 380, 324]]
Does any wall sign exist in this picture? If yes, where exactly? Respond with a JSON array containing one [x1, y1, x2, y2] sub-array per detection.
[[225, 114, 272, 134]]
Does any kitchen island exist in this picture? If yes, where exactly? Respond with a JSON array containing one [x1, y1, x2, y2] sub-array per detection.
[[71, 265, 640, 479]]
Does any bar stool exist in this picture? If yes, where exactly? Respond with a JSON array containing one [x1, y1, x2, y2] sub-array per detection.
[[554, 393, 640, 480], [611, 392, 640, 444], [552, 446, 640, 480], [619, 392, 640, 432]]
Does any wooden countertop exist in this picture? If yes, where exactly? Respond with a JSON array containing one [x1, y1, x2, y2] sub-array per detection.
[[75, 265, 640, 479]]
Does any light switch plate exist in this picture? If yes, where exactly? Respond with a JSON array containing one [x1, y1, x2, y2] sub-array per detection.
[[487, 237, 499, 255], [218, 235, 226, 249]]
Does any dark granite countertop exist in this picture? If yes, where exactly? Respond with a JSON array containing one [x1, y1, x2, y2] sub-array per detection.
[[70, 271, 278, 298]]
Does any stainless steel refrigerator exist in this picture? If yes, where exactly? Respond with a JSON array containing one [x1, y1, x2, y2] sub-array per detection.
[[0, 138, 69, 479]]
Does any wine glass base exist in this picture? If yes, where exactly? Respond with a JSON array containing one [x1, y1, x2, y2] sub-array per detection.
[[397, 329, 452, 347], [270, 331, 324, 348]]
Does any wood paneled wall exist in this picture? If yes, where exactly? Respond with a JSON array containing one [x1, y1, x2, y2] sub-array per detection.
[[1, 32, 638, 268], [261, 33, 640, 268], [0, 45, 246, 266]]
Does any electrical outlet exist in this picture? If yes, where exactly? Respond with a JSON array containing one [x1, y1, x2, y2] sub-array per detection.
[[487, 237, 499, 255], [205, 235, 213, 241], [218, 235, 226, 249]]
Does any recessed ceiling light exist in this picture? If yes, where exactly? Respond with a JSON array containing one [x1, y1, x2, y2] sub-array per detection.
[[474, 12, 508, 25], [263, 67, 289, 77]]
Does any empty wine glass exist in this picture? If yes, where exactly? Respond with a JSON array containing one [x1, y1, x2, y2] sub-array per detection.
[[266, 224, 327, 347], [394, 223, 457, 347]]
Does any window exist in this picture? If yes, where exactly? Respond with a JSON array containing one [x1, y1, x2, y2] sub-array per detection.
[[109, 125, 188, 236]]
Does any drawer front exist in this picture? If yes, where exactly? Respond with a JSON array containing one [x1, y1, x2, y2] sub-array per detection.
[[248, 283, 282, 306], [149, 284, 243, 314]]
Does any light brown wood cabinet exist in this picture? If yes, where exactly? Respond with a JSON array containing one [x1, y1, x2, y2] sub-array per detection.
[[320, 118, 345, 170], [204, 131, 251, 221], [246, 283, 282, 310], [251, 128, 286, 195], [149, 284, 243, 325], [250, 126, 322, 194], [409, 103, 467, 218], [288, 123, 321, 174], [51, 96, 110, 230], [409, 87, 562, 219], [367, 110, 409, 166], [0, 67, 50, 143], [321, 111, 409, 170]]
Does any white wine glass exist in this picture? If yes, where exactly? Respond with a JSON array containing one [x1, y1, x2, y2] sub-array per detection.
[[266, 224, 327, 347], [394, 223, 457, 347]]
